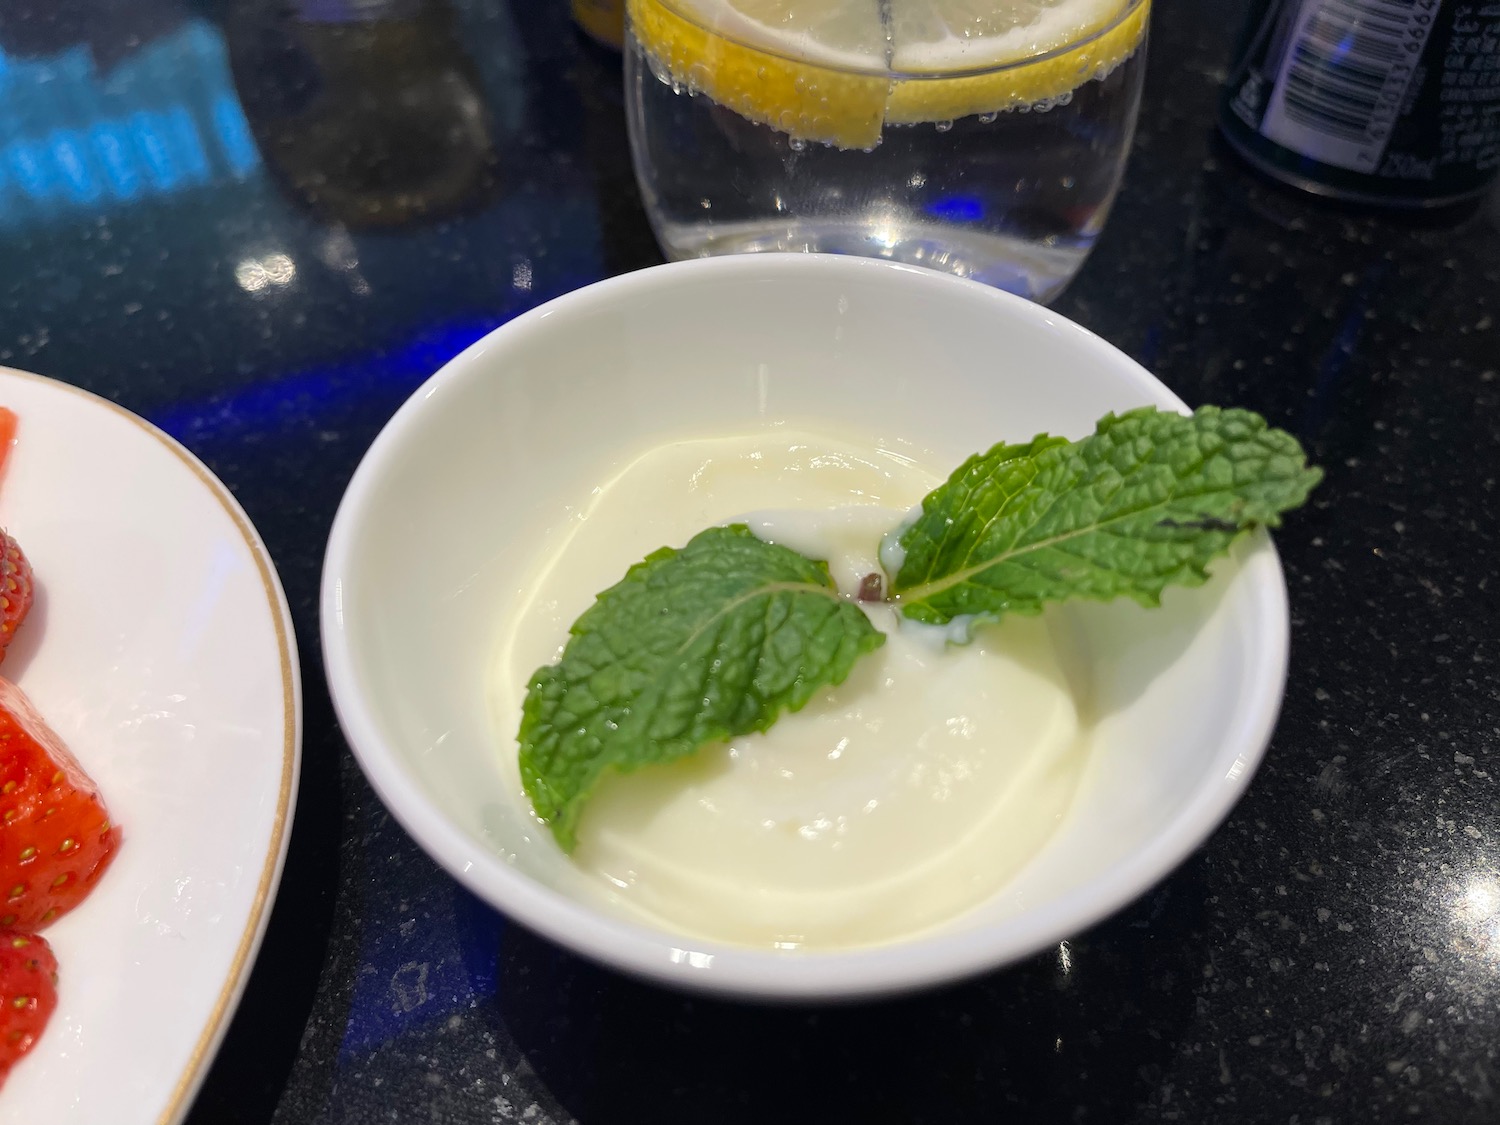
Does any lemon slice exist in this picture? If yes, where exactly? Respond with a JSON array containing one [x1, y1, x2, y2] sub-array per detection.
[[887, 0, 1150, 124], [627, 0, 890, 150], [890, 0, 1135, 71], [628, 0, 1149, 149]]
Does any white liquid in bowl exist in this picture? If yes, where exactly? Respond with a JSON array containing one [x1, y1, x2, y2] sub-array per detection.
[[493, 430, 1093, 949]]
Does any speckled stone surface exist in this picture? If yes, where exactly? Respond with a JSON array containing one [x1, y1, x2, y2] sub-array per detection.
[[1, 1, 1497, 1122]]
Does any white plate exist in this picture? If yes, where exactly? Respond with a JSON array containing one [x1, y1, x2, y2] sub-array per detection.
[[0, 368, 300, 1123]]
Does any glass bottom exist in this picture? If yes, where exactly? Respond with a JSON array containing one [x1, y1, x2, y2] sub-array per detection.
[[652, 215, 1094, 304]]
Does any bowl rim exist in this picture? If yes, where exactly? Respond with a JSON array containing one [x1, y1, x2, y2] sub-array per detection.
[[320, 253, 1289, 1001]]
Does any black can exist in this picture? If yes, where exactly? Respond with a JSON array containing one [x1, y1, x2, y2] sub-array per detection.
[[1219, 0, 1500, 208]]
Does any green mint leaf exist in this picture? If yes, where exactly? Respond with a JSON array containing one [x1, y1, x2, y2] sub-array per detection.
[[519, 524, 886, 851], [890, 406, 1323, 625]]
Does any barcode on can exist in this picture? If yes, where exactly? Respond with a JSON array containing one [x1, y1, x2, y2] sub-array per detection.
[[1258, 0, 1440, 172]]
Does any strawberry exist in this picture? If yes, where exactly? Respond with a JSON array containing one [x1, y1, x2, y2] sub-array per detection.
[[0, 405, 29, 666], [0, 532, 33, 665], [0, 679, 120, 931], [0, 931, 56, 1087], [0, 408, 15, 476]]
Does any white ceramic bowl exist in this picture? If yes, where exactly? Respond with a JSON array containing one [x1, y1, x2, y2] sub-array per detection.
[[321, 255, 1288, 1000]]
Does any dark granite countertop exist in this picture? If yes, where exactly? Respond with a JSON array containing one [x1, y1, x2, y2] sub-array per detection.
[[2, 1, 1497, 1121]]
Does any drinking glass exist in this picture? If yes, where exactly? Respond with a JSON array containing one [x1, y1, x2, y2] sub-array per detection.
[[625, 0, 1151, 302]]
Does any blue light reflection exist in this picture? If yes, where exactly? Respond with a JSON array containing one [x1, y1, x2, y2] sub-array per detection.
[[0, 21, 262, 226]]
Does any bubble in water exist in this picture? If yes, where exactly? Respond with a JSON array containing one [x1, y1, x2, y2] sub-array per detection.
[[1095, 53, 1132, 84], [686, 62, 710, 97], [789, 136, 807, 152], [977, 111, 998, 124], [934, 120, 953, 132]]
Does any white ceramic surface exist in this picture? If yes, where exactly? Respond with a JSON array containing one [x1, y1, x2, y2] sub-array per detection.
[[322, 254, 1289, 1000], [0, 369, 300, 1122]]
